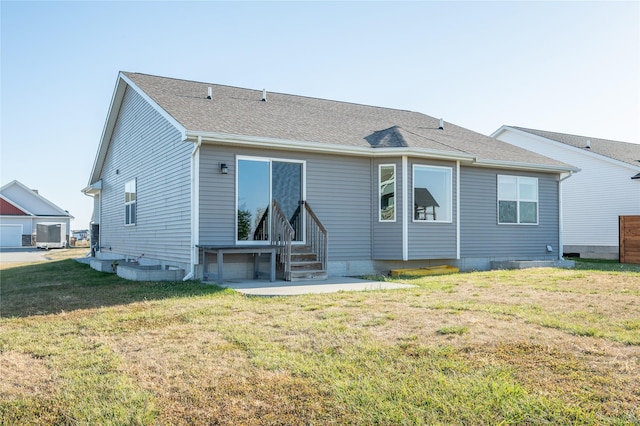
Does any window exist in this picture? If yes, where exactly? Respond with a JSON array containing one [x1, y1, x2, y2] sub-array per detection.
[[498, 175, 538, 224], [379, 164, 395, 222], [237, 157, 304, 242], [125, 179, 136, 225], [413, 165, 452, 222]]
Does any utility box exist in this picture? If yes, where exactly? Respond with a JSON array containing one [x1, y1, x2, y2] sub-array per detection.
[[36, 223, 67, 249]]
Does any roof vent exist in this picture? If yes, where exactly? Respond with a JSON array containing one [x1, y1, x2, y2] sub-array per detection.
[[439, 118, 444, 130], [262, 89, 267, 102], [207, 87, 212, 100], [585, 140, 591, 149]]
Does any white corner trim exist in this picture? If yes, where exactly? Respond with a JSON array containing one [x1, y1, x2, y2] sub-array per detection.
[[456, 160, 460, 260], [402, 156, 409, 261]]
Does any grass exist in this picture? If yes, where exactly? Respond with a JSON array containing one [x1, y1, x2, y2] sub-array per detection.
[[1, 255, 639, 424]]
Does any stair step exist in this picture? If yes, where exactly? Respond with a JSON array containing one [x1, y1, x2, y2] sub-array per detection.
[[289, 270, 328, 281], [292, 245, 313, 253], [290, 261, 322, 271], [291, 253, 317, 261]]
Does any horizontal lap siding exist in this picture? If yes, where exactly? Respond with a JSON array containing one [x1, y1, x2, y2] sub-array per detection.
[[199, 146, 372, 261], [100, 87, 191, 263], [460, 167, 559, 257]]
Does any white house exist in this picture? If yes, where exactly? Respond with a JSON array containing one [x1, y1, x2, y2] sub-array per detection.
[[0, 180, 74, 248], [492, 126, 640, 259]]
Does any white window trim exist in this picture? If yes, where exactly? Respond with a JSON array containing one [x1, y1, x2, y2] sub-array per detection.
[[378, 164, 396, 222], [235, 155, 306, 245], [412, 164, 453, 223], [124, 178, 136, 226], [497, 175, 539, 225]]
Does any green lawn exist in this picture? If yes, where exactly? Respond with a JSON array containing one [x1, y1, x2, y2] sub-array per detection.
[[1, 257, 639, 425]]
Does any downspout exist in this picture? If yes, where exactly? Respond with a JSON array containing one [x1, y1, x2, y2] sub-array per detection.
[[558, 171, 574, 260], [184, 135, 202, 281], [456, 161, 460, 260], [402, 156, 409, 261]]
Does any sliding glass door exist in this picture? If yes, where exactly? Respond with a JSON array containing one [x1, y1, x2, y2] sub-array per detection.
[[237, 157, 304, 243]]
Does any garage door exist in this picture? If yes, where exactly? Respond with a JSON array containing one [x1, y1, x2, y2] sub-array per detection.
[[0, 224, 23, 247]]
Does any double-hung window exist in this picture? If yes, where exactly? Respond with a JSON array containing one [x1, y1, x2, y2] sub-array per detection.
[[497, 175, 538, 224], [125, 179, 137, 225]]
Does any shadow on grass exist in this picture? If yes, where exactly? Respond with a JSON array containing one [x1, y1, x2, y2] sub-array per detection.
[[0, 259, 227, 318]]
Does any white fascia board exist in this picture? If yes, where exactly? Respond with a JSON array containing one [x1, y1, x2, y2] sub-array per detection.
[[32, 215, 75, 221], [489, 125, 510, 138], [185, 131, 477, 162], [495, 126, 640, 173], [87, 73, 188, 186], [473, 159, 580, 174]]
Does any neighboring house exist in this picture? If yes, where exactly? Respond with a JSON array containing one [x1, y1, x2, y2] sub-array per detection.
[[492, 126, 640, 259], [0, 180, 73, 247], [83, 72, 577, 282], [72, 229, 89, 241]]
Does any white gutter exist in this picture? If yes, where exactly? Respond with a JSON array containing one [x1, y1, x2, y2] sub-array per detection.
[[473, 159, 579, 174], [557, 171, 574, 260], [185, 135, 203, 281], [402, 156, 409, 261]]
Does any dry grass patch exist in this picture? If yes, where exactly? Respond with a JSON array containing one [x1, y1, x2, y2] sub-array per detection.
[[1, 260, 639, 424], [0, 351, 57, 400]]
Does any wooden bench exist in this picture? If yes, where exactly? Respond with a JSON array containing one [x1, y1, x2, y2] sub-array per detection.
[[197, 245, 277, 284]]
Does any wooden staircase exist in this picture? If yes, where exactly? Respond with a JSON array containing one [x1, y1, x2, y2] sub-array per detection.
[[271, 200, 328, 282], [289, 245, 328, 281]]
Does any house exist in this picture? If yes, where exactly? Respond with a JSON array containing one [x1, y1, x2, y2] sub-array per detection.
[[83, 72, 577, 282], [0, 180, 73, 248], [492, 126, 640, 259], [71, 229, 89, 241]]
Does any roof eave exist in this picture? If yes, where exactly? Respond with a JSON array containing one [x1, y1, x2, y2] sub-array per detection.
[[82, 180, 102, 195], [473, 158, 580, 174]]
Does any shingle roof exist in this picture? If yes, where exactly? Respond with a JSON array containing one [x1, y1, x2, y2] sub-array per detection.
[[511, 127, 640, 168], [121, 72, 573, 171]]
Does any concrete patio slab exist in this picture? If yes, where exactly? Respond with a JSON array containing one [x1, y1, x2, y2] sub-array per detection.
[[214, 276, 413, 296]]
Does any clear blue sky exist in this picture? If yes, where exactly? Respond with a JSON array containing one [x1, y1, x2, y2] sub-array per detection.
[[2, 1, 638, 230]]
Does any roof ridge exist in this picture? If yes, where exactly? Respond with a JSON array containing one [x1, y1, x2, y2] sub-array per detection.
[[122, 71, 423, 116], [512, 126, 633, 145]]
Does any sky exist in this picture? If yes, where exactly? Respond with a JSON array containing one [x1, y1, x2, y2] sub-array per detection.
[[1, 1, 639, 230]]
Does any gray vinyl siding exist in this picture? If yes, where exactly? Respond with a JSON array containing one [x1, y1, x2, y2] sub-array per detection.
[[408, 158, 457, 259], [372, 158, 403, 259], [99, 87, 191, 263], [460, 167, 559, 257], [199, 146, 372, 261]]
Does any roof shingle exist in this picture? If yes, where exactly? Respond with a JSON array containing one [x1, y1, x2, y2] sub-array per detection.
[[122, 72, 573, 170]]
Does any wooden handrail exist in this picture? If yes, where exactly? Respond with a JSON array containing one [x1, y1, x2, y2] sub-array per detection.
[[270, 200, 295, 280], [303, 201, 328, 272]]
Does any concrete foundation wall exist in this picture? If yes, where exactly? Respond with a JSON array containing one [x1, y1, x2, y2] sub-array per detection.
[[564, 245, 619, 260]]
